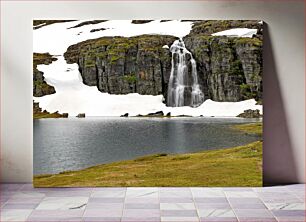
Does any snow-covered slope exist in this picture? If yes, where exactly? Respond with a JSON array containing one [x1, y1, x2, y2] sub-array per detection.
[[34, 20, 193, 54], [33, 20, 262, 117], [211, 28, 257, 38]]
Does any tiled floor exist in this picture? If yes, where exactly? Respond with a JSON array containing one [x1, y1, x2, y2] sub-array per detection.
[[0, 184, 304, 222]]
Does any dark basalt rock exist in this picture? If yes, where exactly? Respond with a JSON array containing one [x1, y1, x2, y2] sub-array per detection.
[[33, 20, 76, 30], [64, 21, 262, 105], [120, 113, 129, 117], [64, 35, 176, 100], [62, 113, 69, 118], [166, 112, 171, 117], [68, 20, 108, 29], [131, 20, 153, 24], [177, 115, 192, 117], [33, 53, 57, 97], [183, 34, 262, 102], [90, 28, 107, 33], [147, 111, 164, 117], [237, 109, 262, 118], [77, 113, 86, 118]]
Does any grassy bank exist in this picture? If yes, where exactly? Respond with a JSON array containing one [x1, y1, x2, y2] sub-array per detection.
[[33, 112, 66, 119], [34, 122, 262, 187], [34, 141, 262, 187], [232, 122, 262, 136]]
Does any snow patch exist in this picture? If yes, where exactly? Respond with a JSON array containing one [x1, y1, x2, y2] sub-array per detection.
[[34, 20, 193, 55], [211, 28, 257, 38], [33, 20, 262, 117], [33, 56, 262, 117]]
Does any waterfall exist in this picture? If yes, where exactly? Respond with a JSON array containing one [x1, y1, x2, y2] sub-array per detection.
[[167, 38, 204, 107]]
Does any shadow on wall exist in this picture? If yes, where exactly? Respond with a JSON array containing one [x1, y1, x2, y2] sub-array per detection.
[[263, 22, 298, 186]]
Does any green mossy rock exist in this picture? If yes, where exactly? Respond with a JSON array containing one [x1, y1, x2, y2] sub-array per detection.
[[63, 20, 263, 103], [33, 53, 57, 97]]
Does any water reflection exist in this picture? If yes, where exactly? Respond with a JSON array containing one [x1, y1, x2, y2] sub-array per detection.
[[34, 117, 261, 175]]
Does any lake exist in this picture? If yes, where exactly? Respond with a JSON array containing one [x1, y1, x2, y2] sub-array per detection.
[[33, 117, 261, 175]]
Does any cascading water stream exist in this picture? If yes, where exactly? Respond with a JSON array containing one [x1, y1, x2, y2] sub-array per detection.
[[167, 38, 204, 107]]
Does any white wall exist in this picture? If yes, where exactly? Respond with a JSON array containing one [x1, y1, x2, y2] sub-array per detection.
[[1, 1, 305, 184]]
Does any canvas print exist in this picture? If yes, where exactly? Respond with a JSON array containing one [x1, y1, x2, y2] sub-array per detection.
[[33, 20, 263, 187]]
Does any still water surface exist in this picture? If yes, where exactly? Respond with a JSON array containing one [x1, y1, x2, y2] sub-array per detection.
[[34, 117, 261, 175]]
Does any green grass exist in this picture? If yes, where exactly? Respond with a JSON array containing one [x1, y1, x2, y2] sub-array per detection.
[[34, 140, 262, 187], [33, 112, 65, 119], [232, 122, 262, 136]]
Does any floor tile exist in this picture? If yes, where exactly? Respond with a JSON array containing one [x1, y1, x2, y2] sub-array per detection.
[[228, 198, 263, 204], [1, 183, 305, 222], [126, 188, 158, 198], [191, 188, 225, 198], [86, 202, 123, 209], [7, 197, 44, 204], [125, 203, 159, 209], [91, 189, 126, 198], [271, 209, 305, 217], [200, 217, 238, 222], [234, 209, 274, 218], [89, 197, 125, 203], [29, 209, 84, 218], [265, 202, 305, 210], [91, 187, 126, 192], [83, 217, 121, 222], [159, 188, 191, 192], [161, 209, 198, 217], [223, 188, 253, 191], [160, 203, 196, 210], [276, 217, 306, 222], [194, 197, 228, 203], [224, 191, 258, 198], [122, 217, 161, 222], [253, 186, 290, 193], [122, 209, 160, 217], [0, 209, 32, 221], [230, 202, 266, 209], [160, 190, 192, 198], [125, 197, 159, 203], [1, 196, 10, 206], [2, 203, 39, 209], [83, 209, 123, 217], [198, 209, 235, 217], [26, 217, 83, 221], [45, 190, 91, 197], [10, 191, 46, 199], [36, 196, 88, 210], [1, 184, 24, 191], [286, 184, 305, 190], [160, 197, 194, 203], [196, 203, 231, 209], [237, 217, 277, 222], [161, 216, 199, 222]]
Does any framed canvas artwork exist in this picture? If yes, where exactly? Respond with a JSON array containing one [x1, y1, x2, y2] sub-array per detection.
[[33, 20, 263, 187]]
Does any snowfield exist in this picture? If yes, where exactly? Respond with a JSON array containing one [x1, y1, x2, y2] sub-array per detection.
[[33, 20, 262, 117], [211, 28, 258, 38], [33, 20, 193, 54]]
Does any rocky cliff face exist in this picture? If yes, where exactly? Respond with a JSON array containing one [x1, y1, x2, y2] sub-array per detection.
[[64, 35, 176, 99], [183, 20, 262, 102], [64, 20, 262, 104], [33, 53, 57, 97], [183, 35, 262, 102]]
